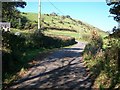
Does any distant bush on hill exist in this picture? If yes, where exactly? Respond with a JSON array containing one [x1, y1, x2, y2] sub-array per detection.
[[61, 16, 66, 19], [50, 12, 58, 16], [22, 12, 27, 15], [66, 15, 71, 18]]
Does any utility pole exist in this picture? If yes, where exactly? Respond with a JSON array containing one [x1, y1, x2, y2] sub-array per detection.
[[38, 0, 41, 31]]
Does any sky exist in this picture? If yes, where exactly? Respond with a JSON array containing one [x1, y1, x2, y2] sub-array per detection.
[[18, 1, 118, 32]]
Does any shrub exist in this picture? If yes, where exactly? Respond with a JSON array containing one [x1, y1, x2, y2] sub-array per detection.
[[105, 38, 120, 71], [22, 12, 27, 14], [31, 23, 37, 29], [24, 22, 31, 29], [30, 32, 76, 49], [61, 16, 66, 19], [81, 34, 91, 41], [84, 30, 103, 57], [83, 31, 120, 89], [50, 12, 58, 16], [66, 15, 71, 18], [2, 32, 26, 76], [2, 30, 76, 83], [46, 14, 49, 16], [59, 20, 63, 24]]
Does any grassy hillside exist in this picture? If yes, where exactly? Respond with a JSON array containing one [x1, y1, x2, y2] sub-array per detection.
[[21, 12, 107, 41]]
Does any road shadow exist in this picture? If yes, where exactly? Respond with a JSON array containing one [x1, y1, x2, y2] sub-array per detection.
[[6, 44, 96, 89], [9, 58, 92, 89], [28, 47, 84, 68]]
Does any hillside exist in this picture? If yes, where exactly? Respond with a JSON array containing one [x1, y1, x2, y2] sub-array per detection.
[[21, 12, 107, 40]]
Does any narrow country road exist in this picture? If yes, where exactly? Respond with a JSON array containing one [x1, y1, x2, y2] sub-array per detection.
[[10, 41, 93, 89]]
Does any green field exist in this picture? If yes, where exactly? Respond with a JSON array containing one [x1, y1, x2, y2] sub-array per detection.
[[19, 12, 108, 41]]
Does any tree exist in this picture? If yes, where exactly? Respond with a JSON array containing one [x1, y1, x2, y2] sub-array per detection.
[[106, 0, 120, 21], [106, 0, 120, 71], [106, 0, 120, 37], [2, 0, 27, 28]]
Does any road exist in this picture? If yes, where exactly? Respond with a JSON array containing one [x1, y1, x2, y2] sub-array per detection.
[[10, 41, 93, 89]]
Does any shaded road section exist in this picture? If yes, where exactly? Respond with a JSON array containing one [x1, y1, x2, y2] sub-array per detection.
[[10, 41, 93, 89]]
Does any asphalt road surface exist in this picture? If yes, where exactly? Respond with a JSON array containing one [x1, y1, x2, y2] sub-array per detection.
[[10, 41, 94, 89]]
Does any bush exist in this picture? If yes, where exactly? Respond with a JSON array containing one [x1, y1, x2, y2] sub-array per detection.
[[84, 31, 103, 57], [24, 22, 31, 29], [31, 23, 37, 29], [59, 20, 63, 24], [66, 15, 71, 18], [2, 31, 76, 82], [30, 32, 76, 48], [83, 31, 120, 89], [2, 32, 26, 76], [105, 38, 120, 71], [61, 16, 66, 19], [81, 34, 91, 41]]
